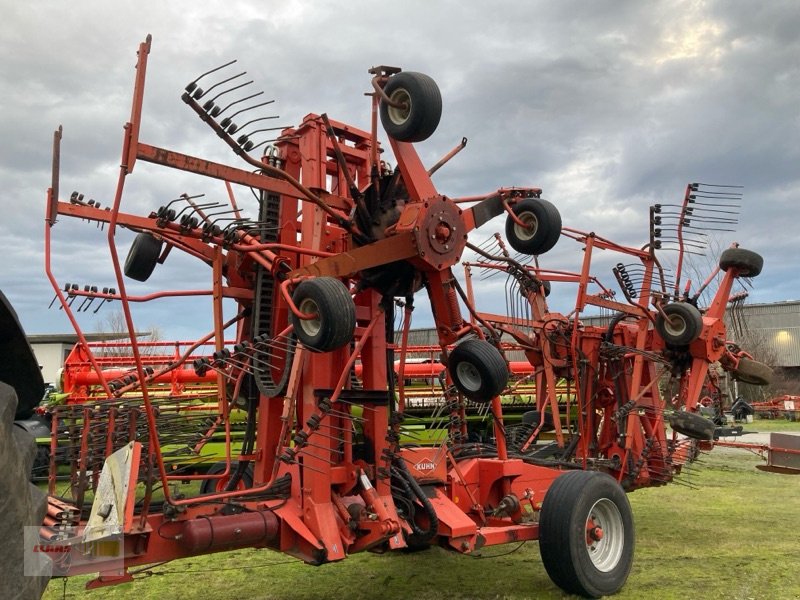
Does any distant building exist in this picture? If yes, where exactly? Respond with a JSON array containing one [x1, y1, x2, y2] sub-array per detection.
[[728, 301, 800, 370]]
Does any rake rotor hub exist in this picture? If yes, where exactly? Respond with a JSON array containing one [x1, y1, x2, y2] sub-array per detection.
[[405, 195, 466, 269]]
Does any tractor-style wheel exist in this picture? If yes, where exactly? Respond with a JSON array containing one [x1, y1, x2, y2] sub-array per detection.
[[0, 383, 50, 597], [379, 72, 442, 142], [539, 470, 634, 598], [719, 248, 763, 278], [124, 232, 164, 282], [291, 277, 356, 352], [668, 410, 715, 440], [731, 357, 773, 386], [200, 461, 254, 495], [504, 198, 562, 256], [655, 302, 703, 346], [447, 339, 508, 403]]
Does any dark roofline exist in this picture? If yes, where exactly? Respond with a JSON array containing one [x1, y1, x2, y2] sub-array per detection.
[[27, 332, 153, 344], [736, 300, 800, 308]]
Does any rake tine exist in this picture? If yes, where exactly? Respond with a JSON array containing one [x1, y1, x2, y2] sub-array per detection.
[[184, 60, 237, 95]]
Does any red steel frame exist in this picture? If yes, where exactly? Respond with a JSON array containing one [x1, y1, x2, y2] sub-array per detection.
[[41, 38, 558, 587], [39, 37, 795, 592], [462, 223, 768, 488]]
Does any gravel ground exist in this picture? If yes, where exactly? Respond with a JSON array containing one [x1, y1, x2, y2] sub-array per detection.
[[716, 430, 800, 446]]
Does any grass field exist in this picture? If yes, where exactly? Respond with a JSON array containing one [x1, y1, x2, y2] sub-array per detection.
[[744, 417, 800, 432], [44, 422, 800, 600]]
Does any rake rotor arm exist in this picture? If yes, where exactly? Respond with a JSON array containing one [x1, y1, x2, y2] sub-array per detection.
[[288, 231, 418, 279], [181, 94, 362, 238], [54, 200, 219, 263], [135, 142, 352, 214]]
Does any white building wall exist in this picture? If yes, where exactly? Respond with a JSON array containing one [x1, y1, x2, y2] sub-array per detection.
[[29, 343, 70, 386]]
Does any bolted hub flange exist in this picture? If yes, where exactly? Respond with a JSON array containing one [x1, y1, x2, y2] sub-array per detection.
[[409, 195, 467, 270]]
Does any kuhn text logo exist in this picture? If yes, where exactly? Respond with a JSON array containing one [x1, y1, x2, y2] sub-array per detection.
[[415, 460, 436, 473]]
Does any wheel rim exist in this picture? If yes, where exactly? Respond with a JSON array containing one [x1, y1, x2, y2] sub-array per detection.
[[456, 361, 482, 392], [513, 211, 538, 241], [663, 314, 687, 338], [215, 477, 247, 492], [584, 498, 625, 572], [387, 88, 411, 125], [298, 298, 321, 337]]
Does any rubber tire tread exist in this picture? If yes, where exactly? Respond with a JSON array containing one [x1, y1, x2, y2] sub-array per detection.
[[379, 72, 442, 143], [124, 232, 163, 282], [719, 248, 763, 278], [539, 470, 634, 598], [505, 198, 562, 255], [732, 357, 773, 386], [447, 339, 508, 403], [0, 291, 44, 420], [655, 302, 703, 346], [669, 411, 715, 440], [0, 383, 50, 598], [291, 277, 356, 352]]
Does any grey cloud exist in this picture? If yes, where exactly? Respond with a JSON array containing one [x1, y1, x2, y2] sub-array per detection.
[[1, 0, 797, 338]]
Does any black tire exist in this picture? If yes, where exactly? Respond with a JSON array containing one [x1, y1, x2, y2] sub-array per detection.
[[30, 444, 50, 480], [520, 410, 556, 431], [0, 384, 50, 598], [731, 357, 773, 386], [533, 279, 552, 297], [124, 232, 163, 282], [0, 291, 45, 420], [447, 339, 508, 403], [200, 461, 254, 495], [504, 198, 562, 256], [669, 411, 715, 440], [655, 302, 703, 346], [539, 470, 634, 598], [379, 72, 442, 142], [719, 248, 763, 278], [291, 277, 356, 352]]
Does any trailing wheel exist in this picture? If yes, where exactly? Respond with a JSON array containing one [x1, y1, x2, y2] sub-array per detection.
[[504, 198, 562, 255], [200, 461, 254, 495], [669, 410, 715, 440], [447, 339, 508, 403], [290, 277, 356, 352], [719, 248, 763, 278], [539, 470, 634, 598], [124, 232, 164, 282], [731, 357, 773, 386], [379, 72, 442, 142], [655, 302, 703, 346]]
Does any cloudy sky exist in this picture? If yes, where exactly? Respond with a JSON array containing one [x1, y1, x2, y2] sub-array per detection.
[[1, 1, 798, 342]]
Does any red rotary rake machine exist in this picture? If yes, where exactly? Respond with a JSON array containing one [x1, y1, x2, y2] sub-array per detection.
[[38, 36, 794, 598]]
